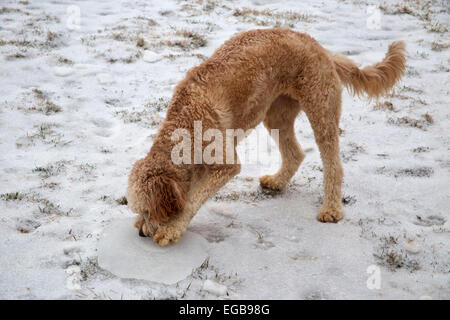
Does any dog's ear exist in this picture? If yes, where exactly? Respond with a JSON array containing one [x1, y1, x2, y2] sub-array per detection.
[[147, 175, 187, 223], [127, 158, 187, 223]]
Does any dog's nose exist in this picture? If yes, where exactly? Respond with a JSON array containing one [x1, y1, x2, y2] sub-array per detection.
[[139, 227, 147, 237]]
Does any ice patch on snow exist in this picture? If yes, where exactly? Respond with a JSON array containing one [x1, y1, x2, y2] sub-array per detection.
[[98, 218, 208, 285]]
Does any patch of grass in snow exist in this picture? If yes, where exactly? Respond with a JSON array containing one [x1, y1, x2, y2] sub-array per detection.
[[341, 195, 357, 206], [0, 29, 64, 50], [40, 182, 60, 190], [20, 193, 70, 216], [383, 89, 428, 107], [0, 39, 31, 47], [374, 235, 420, 272], [175, 29, 208, 48], [16, 218, 41, 233], [179, 0, 224, 16], [27, 12, 60, 24], [189, 256, 242, 297], [99, 146, 113, 154], [376, 166, 434, 178], [24, 89, 62, 115], [100, 195, 127, 206], [75, 163, 96, 181], [316, 194, 357, 207], [405, 66, 420, 78], [144, 97, 170, 112], [115, 108, 162, 127], [79, 257, 111, 282], [1, 190, 69, 215], [373, 101, 395, 112], [0, 7, 28, 15], [426, 21, 448, 33], [116, 196, 128, 206], [396, 167, 434, 177], [341, 142, 366, 163], [379, 0, 448, 33], [83, 14, 159, 57], [56, 56, 74, 65], [115, 98, 168, 127], [379, 1, 429, 18], [93, 15, 207, 54], [5, 52, 27, 60], [232, 7, 314, 27], [32, 160, 70, 179], [38, 199, 66, 215], [412, 146, 430, 153], [164, 52, 208, 61], [156, 29, 207, 50], [0, 192, 25, 201], [16, 123, 67, 148], [372, 95, 428, 114], [400, 85, 424, 95], [387, 113, 434, 130], [432, 63, 450, 73], [136, 16, 158, 27], [431, 41, 450, 52], [136, 37, 145, 47], [99, 195, 111, 202], [213, 186, 283, 202], [107, 51, 142, 64]]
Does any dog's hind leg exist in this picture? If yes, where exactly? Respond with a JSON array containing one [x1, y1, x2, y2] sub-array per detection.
[[259, 94, 305, 191], [303, 88, 344, 223]]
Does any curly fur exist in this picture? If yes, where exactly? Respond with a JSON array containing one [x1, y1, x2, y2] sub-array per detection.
[[127, 158, 188, 223], [331, 41, 406, 97], [126, 28, 406, 246]]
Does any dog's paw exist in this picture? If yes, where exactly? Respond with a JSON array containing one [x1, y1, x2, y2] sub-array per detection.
[[259, 174, 286, 191], [153, 224, 185, 246], [317, 207, 343, 223]]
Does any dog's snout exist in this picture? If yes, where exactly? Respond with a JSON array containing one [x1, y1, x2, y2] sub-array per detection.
[[139, 227, 147, 237]]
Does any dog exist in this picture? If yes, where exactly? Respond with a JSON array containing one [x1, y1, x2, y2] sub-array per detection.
[[126, 28, 406, 246]]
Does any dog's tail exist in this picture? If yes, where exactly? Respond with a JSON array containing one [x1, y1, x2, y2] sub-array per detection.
[[330, 41, 406, 98]]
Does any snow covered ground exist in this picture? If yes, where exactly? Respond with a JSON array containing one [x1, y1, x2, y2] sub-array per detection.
[[0, 0, 449, 300]]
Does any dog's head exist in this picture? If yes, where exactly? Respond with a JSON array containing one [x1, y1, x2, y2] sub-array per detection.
[[126, 158, 188, 237]]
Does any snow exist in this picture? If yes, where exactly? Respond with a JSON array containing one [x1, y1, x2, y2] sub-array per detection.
[[65, 265, 82, 291], [96, 73, 115, 84], [402, 239, 421, 254], [0, 0, 449, 299], [142, 50, 162, 63], [98, 218, 208, 285], [202, 280, 228, 296], [53, 66, 74, 77]]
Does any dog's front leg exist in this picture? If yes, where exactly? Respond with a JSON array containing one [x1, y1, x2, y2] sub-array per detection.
[[153, 163, 241, 246]]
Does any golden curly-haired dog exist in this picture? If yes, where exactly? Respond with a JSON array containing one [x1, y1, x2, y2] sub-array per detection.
[[127, 28, 406, 246]]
